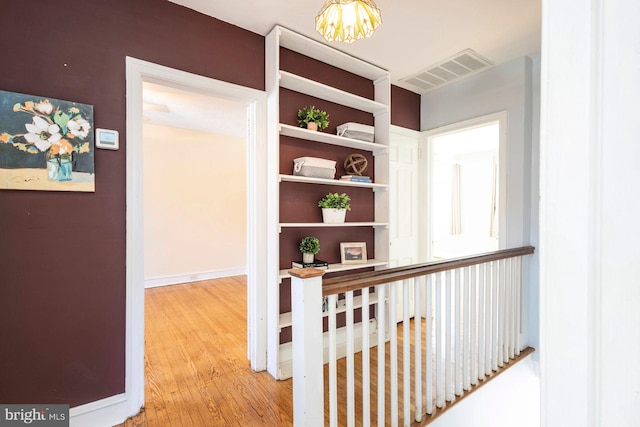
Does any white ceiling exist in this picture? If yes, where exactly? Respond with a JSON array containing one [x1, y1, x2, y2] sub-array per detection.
[[168, 0, 541, 88], [142, 82, 247, 137], [149, 0, 541, 134]]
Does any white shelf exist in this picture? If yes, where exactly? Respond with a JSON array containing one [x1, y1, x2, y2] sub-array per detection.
[[279, 259, 388, 280], [277, 26, 388, 81], [267, 26, 391, 372], [280, 71, 388, 116], [279, 174, 388, 190], [280, 222, 388, 229], [279, 291, 383, 328], [279, 123, 387, 154]]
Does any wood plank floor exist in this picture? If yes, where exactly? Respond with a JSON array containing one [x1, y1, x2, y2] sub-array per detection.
[[117, 276, 293, 427]]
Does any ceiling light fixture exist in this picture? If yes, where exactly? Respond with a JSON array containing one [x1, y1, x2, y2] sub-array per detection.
[[315, 0, 382, 43]]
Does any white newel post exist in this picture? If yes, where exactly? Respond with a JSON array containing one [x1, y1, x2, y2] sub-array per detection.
[[290, 268, 325, 427]]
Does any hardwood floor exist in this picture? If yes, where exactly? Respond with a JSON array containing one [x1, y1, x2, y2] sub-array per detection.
[[117, 276, 293, 427]]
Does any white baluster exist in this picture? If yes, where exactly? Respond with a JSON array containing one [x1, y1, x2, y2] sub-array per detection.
[[362, 288, 371, 427], [425, 275, 433, 415], [515, 257, 522, 356], [435, 273, 444, 408], [445, 270, 453, 402], [478, 263, 486, 381], [414, 276, 423, 422], [508, 258, 515, 360], [328, 293, 338, 427], [463, 267, 470, 391], [470, 264, 478, 386], [403, 279, 411, 426], [486, 262, 493, 376], [390, 281, 399, 425], [346, 291, 355, 427], [502, 259, 509, 364], [455, 268, 462, 396], [498, 259, 505, 367], [492, 260, 499, 371], [377, 284, 386, 427]]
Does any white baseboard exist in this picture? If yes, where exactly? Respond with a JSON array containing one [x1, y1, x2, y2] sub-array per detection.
[[70, 393, 135, 427], [144, 268, 247, 288], [278, 319, 380, 380]]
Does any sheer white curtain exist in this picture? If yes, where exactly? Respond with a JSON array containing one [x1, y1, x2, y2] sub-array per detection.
[[451, 163, 462, 235], [489, 158, 498, 238]]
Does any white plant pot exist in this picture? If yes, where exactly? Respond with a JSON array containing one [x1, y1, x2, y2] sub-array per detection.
[[322, 208, 347, 224], [302, 253, 314, 263]]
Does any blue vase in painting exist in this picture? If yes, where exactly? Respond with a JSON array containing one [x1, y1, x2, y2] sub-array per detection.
[[47, 156, 73, 181]]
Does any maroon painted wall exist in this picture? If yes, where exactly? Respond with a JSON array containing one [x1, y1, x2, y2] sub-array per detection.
[[392, 85, 421, 131], [0, 0, 419, 408], [0, 0, 263, 407]]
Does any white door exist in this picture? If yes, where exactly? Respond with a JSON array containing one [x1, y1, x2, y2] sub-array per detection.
[[388, 126, 420, 321]]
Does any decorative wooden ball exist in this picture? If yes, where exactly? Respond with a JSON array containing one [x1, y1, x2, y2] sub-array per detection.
[[344, 154, 368, 176]]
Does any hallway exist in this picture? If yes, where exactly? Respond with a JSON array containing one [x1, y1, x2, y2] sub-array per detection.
[[118, 277, 293, 426]]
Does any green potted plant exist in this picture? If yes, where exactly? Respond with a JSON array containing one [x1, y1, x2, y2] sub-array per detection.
[[318, 192, 351, 223], [297, 105, 329, 131], [299, 236, 320, 263]]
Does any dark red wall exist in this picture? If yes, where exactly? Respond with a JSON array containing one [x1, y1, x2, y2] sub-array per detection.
[[0, 0, 419, 408], [392, 85, 421, 131], [0, 0, 263, 407]]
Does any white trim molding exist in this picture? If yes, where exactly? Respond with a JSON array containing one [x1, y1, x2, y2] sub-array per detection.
[[122, 57, 268, 424], [69, 394, 127, 427], [389, 124, 421, 138], [144, 268, 247, 288], [540, 0, 640, 425]]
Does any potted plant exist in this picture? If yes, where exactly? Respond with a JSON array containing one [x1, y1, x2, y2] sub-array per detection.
[[299, 236, 320, 263], [297, 105, 329, 131], [318, 192, 351, 223]]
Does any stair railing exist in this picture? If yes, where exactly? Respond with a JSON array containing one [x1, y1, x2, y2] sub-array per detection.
[[290, 246, 535, 426]]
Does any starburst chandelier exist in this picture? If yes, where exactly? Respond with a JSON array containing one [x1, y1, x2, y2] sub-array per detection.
[[315, 0, 382, 43]]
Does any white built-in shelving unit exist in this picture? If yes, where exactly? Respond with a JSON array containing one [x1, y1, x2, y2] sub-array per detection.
[[266, 25, 391, 379]]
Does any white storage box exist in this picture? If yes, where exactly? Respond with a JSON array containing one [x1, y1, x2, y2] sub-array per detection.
[[336, 122, 375, 142], [293, 157, 336, 179]]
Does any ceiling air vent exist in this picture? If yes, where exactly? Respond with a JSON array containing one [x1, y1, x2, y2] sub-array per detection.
[[400, 49, 493, 93]]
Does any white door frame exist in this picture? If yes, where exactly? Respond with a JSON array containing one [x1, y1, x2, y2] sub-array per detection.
[[420, 111, 508, 261], [125, 57, 268, 415]]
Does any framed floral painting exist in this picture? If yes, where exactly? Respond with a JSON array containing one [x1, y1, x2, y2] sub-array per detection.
[[0, 90, 95, 192]]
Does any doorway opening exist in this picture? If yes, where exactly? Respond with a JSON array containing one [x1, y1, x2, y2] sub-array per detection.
[[426, 113, 506, 260], [126, 58, 267, 413], [140, 81, 249, 410]]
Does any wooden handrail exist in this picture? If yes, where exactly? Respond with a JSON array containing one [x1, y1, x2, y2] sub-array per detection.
[[322, 246, 535, 296]]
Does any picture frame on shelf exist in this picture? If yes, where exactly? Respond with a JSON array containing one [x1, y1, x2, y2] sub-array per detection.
[[340, 242, 367, 264]]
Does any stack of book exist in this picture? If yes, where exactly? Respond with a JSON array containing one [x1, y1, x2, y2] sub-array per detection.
[[291, 259, 329, 269], [340, 175, 372, 183]]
